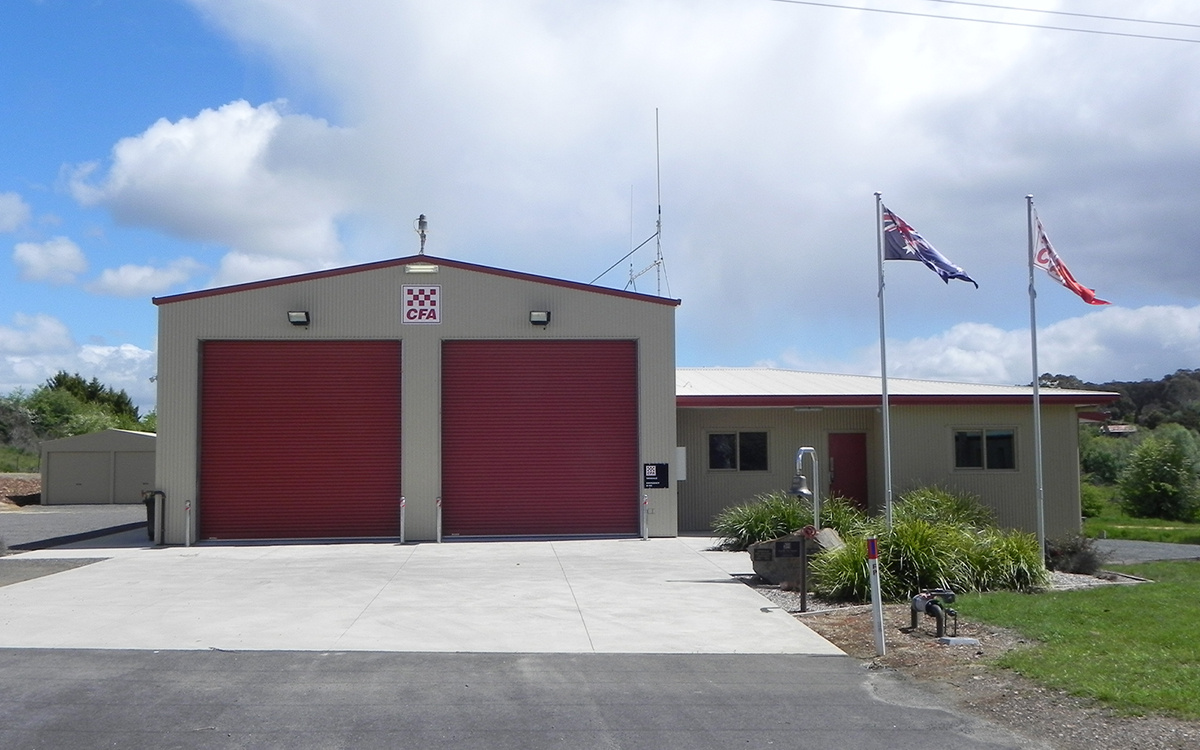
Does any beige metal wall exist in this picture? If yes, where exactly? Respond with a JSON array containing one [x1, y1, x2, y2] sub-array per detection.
[[676, 407, 875, 532], [155, 260, 678, 544], [889, 403, 1082, 539], [678, 402, 1083, 539]]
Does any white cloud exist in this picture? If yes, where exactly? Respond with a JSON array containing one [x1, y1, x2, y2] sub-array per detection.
[[0, 192, 31, 233], [87, 258, 204, 297], [12, 237, 88, 284], [0, 314, 74, 356], [777, 304, 1200, 386], [0, 314, 156, 411], [56, 1, 1200, 387], [71, 100, 354, 284]]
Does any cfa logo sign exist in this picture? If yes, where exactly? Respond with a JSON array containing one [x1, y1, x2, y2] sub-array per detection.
[[402, 285, 441, 325]]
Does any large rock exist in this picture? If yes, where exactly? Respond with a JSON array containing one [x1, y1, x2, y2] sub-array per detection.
[[748, 527, 843, 586]]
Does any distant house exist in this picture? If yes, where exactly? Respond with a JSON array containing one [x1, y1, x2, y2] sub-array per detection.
[[40, 429, 156, 505], [1101, 423, 1138, 437], [675, 368, 1119, 540]]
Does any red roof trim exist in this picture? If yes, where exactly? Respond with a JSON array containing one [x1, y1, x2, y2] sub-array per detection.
[[677, 392, 1121, 408], [153, 254, 682, 307]]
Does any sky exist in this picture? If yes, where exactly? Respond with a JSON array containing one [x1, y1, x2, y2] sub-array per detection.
[[3, 0, 1200, 413]]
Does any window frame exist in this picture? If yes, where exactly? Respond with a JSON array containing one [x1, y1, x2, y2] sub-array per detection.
[[952, 427, 1017, 471], [707, 430, 770, 472]]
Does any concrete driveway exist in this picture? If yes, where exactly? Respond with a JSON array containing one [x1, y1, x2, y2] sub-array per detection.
[[0, 534, 841, 654], [0, 530, 1050, 749]]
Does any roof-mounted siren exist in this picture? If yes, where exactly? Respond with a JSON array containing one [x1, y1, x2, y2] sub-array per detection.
[[415, 214, 428, 255]]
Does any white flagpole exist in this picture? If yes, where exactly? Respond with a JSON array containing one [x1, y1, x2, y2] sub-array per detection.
[[1027, 195, 1047, 561], [876, 192, 894, 529]]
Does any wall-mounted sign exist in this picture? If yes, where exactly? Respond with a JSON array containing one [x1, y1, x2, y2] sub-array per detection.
[[643, 463, 669, 489], [402, 285, 441, 325]]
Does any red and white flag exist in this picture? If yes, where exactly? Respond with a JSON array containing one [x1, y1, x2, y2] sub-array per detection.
[[1034, 217, 1109, 305]]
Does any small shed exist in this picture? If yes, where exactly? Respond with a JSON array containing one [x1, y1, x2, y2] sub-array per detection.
[[40, 429, 156, 505]]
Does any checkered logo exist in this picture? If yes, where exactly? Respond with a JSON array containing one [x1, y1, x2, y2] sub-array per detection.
[[402, 285, 441, 325]]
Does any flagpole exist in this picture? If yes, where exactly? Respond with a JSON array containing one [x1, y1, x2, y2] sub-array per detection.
[[876, 192, 894, 529], [1027, 195, 1047, 562]]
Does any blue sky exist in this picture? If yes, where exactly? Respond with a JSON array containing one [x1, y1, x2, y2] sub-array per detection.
[[4, 0, 1200, 413]]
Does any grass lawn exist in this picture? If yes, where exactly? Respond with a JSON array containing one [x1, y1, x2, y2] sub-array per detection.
[[959, 560, 1200, 719], [1084, 493, 1200, 545]]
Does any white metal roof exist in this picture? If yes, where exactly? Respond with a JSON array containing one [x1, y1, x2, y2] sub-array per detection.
[[676, 367, 1118, 403]]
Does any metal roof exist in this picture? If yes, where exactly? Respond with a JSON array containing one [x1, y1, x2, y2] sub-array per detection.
[[153, 254, 681, 308], [676, 367, 1120, 407]]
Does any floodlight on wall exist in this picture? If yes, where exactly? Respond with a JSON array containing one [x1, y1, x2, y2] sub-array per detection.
[[287, 311, 310, 326], [529, 310, 551, 326]]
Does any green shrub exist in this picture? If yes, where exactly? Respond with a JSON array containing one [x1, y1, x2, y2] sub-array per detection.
[[809, 488, 1048, 602], [1079, 427, 1133, 484], [711, 491, 869, 550], [971, 529, 1049, 591], [1119, 435, 1200, 522], [892, 486, 995, 528], [711, 491, 812, 550], [816, 494, 871, 537], [1080, 480, 1106, 518]]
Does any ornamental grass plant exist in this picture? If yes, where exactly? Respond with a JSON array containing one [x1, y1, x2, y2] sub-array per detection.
[[712, 485, 1047, 600], [711, 491, 868, 550], [809, 488, 1047, 602]]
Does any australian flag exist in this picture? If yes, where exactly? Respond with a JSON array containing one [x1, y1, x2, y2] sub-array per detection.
[[882, 206, 978, 288]]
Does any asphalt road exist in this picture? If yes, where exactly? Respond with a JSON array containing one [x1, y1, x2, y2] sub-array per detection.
[[1092, 537, 1200, 565], [0, 503, 145, 550], [0, 651, 1039, 750]]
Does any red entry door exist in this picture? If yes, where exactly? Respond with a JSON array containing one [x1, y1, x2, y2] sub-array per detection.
[[828, 433, 868, 510]]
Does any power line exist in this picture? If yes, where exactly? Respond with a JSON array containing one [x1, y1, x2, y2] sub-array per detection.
[[769, 0, 1200, 44], [922, 0, 1200, 31]]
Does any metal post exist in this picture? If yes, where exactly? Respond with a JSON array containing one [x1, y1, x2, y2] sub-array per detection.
[[799, 541, 808, 613], [868, 535, 885, 656], [399, 495, 406, 544], [184, 499, 192, 548], [436, 496, 442, 543], [641, 494, 649, 540]]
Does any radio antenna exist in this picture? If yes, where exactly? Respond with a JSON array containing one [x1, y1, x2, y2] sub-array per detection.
[[415, 214, 428, 255], [592, 110, 671, 296]]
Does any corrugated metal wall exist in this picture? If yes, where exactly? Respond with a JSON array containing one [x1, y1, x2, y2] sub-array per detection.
[[890, 403, 1082, 538], [676, 407, 874, 532], [155, 260, 677, 544], [677, 402, 1083, 539]]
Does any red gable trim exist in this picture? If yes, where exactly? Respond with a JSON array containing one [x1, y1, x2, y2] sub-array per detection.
[[154, 254, 682, 308], [678, 392, 1121, 408]]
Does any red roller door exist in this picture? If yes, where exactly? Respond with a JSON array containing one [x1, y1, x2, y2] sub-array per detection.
[[442, 340, 639, 536], [200, 340, 401, 539]]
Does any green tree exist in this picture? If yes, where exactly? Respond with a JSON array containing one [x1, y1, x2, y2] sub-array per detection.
[[1118, 434, 1200, 522], [42, 371, 139, 422], [19, 372, 143, 439], [1078, 426, 1135, 484]]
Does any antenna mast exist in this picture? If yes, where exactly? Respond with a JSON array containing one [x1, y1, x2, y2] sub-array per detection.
[[590, 110, 670, 295], [415, 214, 428, 255], [625, 109, 669, 296]]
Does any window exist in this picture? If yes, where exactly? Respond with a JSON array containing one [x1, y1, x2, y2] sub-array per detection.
[[954, 429, 1015, 470], [708, 431, 768, 471]]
